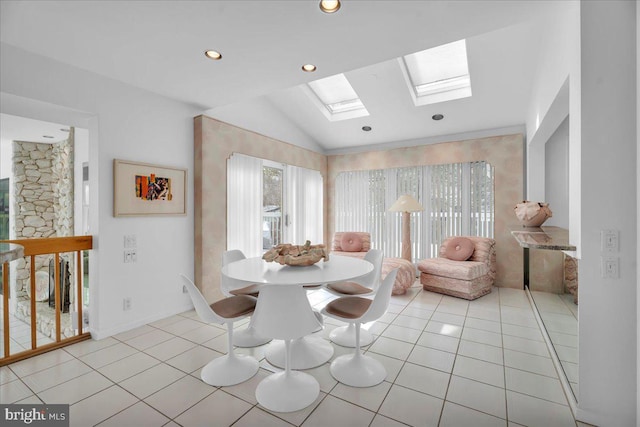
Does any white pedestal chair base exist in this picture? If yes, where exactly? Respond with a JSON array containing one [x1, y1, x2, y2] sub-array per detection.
[[329, 324, 374, 348], [233, 326, 272, 348], [330, 353, 386, 387], [201, 353, 259, 387], [256, 370, 320, 413], [265, 336, 334, 369], [180, 274, 260, 387]]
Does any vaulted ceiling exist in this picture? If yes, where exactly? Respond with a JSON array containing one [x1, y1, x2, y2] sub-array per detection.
[[0, 1, 562, 153]]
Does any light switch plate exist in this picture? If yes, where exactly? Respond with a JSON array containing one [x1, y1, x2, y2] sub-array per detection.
[[601, 229, 619, 252], [601, 256, 619, 279]]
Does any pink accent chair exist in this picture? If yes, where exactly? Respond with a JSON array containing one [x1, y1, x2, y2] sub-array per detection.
[[417, 236, 496, 300], [331, 232, 415, 295]]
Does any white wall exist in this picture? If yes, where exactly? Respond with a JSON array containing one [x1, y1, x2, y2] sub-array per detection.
[[577, 1, 637, 425], [637, 4, 640, 424], [0, 139, 10, 179], [1, 43, 200, 339], [73, 127, 89, 236], [525, 1, 581, 255], [544, 116, 569, 228]]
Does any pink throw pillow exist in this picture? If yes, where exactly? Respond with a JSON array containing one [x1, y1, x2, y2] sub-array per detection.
[[340, 233, 363, 252], [443, 237, 474, 261]]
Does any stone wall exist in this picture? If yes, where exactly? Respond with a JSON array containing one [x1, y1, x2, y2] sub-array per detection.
[[11, 129, 75, 297], [52, 131, 74, 237]]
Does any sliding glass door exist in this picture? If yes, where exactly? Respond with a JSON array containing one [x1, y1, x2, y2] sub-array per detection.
[[227, 153, 323, 257]]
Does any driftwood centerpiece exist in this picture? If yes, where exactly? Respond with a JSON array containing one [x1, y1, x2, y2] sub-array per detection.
[[262, 240, 329, 266]]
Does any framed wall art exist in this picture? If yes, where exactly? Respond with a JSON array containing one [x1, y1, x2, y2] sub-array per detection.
[[113, 159, 187, 217]]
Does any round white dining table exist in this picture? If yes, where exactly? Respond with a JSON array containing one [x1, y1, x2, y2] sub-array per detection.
[[221, 255, 373, 413], [221, 254, 373, 288]]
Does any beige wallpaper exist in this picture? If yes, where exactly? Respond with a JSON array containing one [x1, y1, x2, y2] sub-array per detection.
[[195, 116, 527, 300], [327, 134, 525, 288]]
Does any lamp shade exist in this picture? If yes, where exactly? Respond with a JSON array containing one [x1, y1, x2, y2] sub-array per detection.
[[389, 195, 423, 212]]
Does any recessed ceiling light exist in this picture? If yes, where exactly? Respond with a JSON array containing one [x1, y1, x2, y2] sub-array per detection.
[[432, 114, 444, 121], [204, 50, 222, 60], [362, 126, 372, 132], [42, 135, 54, 138], [302, 64, 317, 72], [319, 0, 341, 13]]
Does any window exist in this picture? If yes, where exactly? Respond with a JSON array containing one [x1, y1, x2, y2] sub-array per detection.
[[335, 161, 493, 262], [399, 39, 472, 106], [304, 73, 369, 121]]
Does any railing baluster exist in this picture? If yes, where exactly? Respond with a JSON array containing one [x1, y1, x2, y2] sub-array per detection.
[[76, 250, 83, 335], [3, 262, 9, 358], [30, 255, 36, 350], [54, 252, 61, 343]]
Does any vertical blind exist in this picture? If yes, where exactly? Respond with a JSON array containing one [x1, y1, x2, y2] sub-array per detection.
[[335, 162, 494, 262]]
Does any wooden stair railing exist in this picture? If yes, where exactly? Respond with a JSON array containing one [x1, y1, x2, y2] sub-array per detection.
[[1, 236, 93, 366]]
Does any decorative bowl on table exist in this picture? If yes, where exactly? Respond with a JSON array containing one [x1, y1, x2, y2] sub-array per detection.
[[514, 201, 553, 227], [262, 240, 329, 266]]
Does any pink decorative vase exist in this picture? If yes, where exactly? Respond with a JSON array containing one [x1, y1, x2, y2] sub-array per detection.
[[514, 201, 553, 227]]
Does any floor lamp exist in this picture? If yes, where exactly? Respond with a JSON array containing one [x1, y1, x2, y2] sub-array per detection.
[[389, 195, 423, 262]]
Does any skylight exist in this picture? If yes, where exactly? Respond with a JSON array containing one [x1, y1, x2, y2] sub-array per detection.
[[399, 39, 472, 106], [305, 73, 369, 121]]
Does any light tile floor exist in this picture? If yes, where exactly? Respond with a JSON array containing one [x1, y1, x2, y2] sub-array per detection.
[[1, 285, 583, 427]]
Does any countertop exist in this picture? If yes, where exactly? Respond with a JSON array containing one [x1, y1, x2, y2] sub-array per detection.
[[510, 226, 576, 251], [0, 242, 24, 263]]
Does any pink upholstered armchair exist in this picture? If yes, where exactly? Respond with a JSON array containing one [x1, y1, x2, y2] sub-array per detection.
[[331, 232, 416, 295], [417, 236, 496, 300]]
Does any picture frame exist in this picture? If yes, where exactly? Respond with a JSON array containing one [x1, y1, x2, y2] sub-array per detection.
[[113, 159, 187, 217]]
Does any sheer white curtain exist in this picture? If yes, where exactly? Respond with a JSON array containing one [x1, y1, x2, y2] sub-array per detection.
[[227, 153, 263, 258], [286, 165, 323, 245]]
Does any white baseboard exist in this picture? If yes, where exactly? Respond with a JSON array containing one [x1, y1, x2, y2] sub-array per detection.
[[89, 301, 194, 340]]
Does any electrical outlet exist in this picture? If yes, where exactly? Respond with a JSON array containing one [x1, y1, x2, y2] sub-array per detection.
[[123, 297, 132, 311], [123, 249, 137, 263], [182, 285, 188, 294]]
